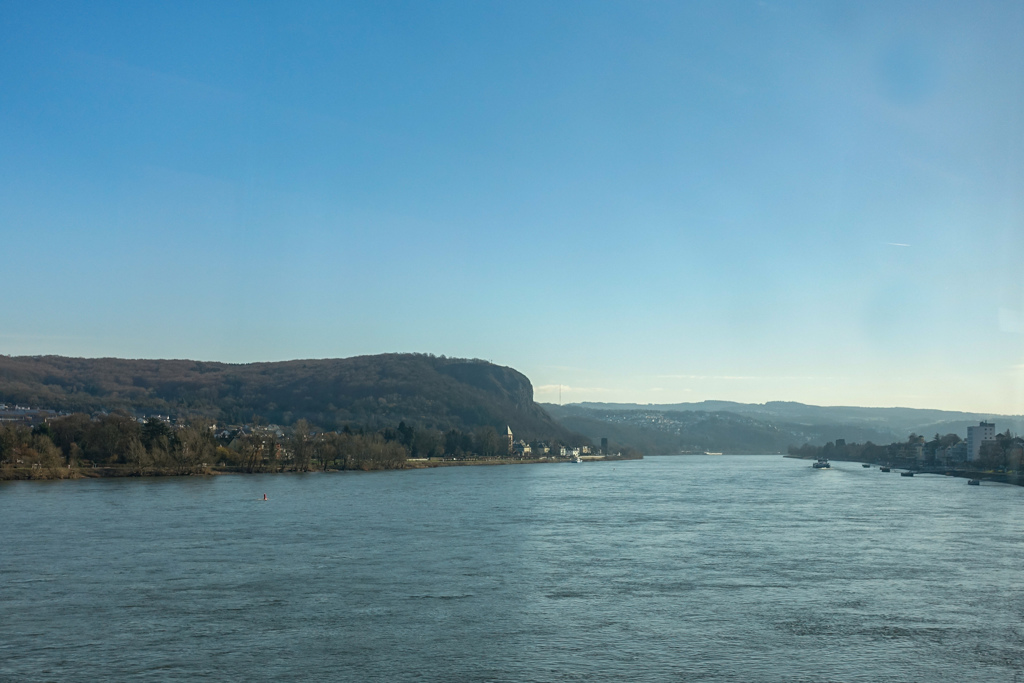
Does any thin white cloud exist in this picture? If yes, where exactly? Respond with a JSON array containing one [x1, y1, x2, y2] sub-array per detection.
[[66, 47, 235, 100], [680, 62, 750, 97], [535, 385, 612, 394], [885, 242, 912, 247], [899, 153, 968, 186], [999, 308, 1024, 334], [0, 333, 84, 340], [654, 374, 847, 381], [657, 374, 759, 380]]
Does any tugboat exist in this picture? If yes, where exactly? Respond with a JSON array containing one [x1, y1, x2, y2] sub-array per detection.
[[812, 456, 830, 469]]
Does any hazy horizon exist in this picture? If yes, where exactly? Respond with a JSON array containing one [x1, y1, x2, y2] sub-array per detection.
[[2, 2, 1022, 414]]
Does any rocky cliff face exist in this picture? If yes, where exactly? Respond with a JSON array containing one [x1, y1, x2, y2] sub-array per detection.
[[437, 361, 534, 407]]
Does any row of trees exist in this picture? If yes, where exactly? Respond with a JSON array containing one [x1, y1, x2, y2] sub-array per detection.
[[289, 424, 407, 472], [381, 422, 511, 459], [0, 413, 222, 476], [2, 411, 597, 478], [0, 413, 414, 475]]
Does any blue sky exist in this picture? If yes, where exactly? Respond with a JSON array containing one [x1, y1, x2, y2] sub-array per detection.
[[2, 1, 1022, 413]]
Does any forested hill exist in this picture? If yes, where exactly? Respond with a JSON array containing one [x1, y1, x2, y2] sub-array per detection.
[[0, 354, 571, 439]]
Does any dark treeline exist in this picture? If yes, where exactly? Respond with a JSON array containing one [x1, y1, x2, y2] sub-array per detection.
[[2, 413, 236, 477], [789, 433, 962, 464], [1, 413, 593, 479], [789, 430, 1024, 471]]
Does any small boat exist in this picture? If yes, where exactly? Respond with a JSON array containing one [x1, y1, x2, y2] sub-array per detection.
[[968, 479, 980, 486], [862, 463, 871, 468], [573, 456, 582, 463], [880, 466, 891, 472], [812, 457, 830, 469], [900, 471, 914, 477]]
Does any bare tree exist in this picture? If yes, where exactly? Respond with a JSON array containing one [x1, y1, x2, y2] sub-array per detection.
[[290, 419, 314, 472], [237, 433, 266, 474], [171, 420, 217, 475], [126, 436, 149, 475]]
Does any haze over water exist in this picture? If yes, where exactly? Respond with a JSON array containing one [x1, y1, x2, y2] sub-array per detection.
[[3, 456, 1023, 682]]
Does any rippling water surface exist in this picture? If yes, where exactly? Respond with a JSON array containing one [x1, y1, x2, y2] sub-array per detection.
[[3, 456, 1024, 681]]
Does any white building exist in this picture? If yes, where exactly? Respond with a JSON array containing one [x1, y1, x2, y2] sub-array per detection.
[[967, 421, 996, 461]]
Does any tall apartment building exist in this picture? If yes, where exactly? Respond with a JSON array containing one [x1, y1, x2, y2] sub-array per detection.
[[966, 421, 996, 461]]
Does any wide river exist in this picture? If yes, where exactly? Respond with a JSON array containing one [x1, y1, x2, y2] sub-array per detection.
[[2, 455, 1023, 682]]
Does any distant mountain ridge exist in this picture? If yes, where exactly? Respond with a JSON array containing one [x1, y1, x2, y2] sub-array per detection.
[[0, 354, 571, 440], [544, 401, 1024, 455], [573, 401, 1023, 437]]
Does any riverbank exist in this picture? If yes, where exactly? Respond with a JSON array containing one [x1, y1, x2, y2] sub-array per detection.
[[406, 453, 638, 467], [0, 454, 641, 481], [785, 454, 1024, 486]]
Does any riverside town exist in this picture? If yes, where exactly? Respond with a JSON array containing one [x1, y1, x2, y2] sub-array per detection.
[[0, 403, 631, 480], [788, 421, 1024, 485]]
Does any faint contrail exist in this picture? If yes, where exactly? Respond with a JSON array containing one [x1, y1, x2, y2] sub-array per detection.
[[885, 242, 911, 247]]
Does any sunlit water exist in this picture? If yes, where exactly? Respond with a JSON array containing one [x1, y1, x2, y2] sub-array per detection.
[[2, 456, 1023, 682]]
